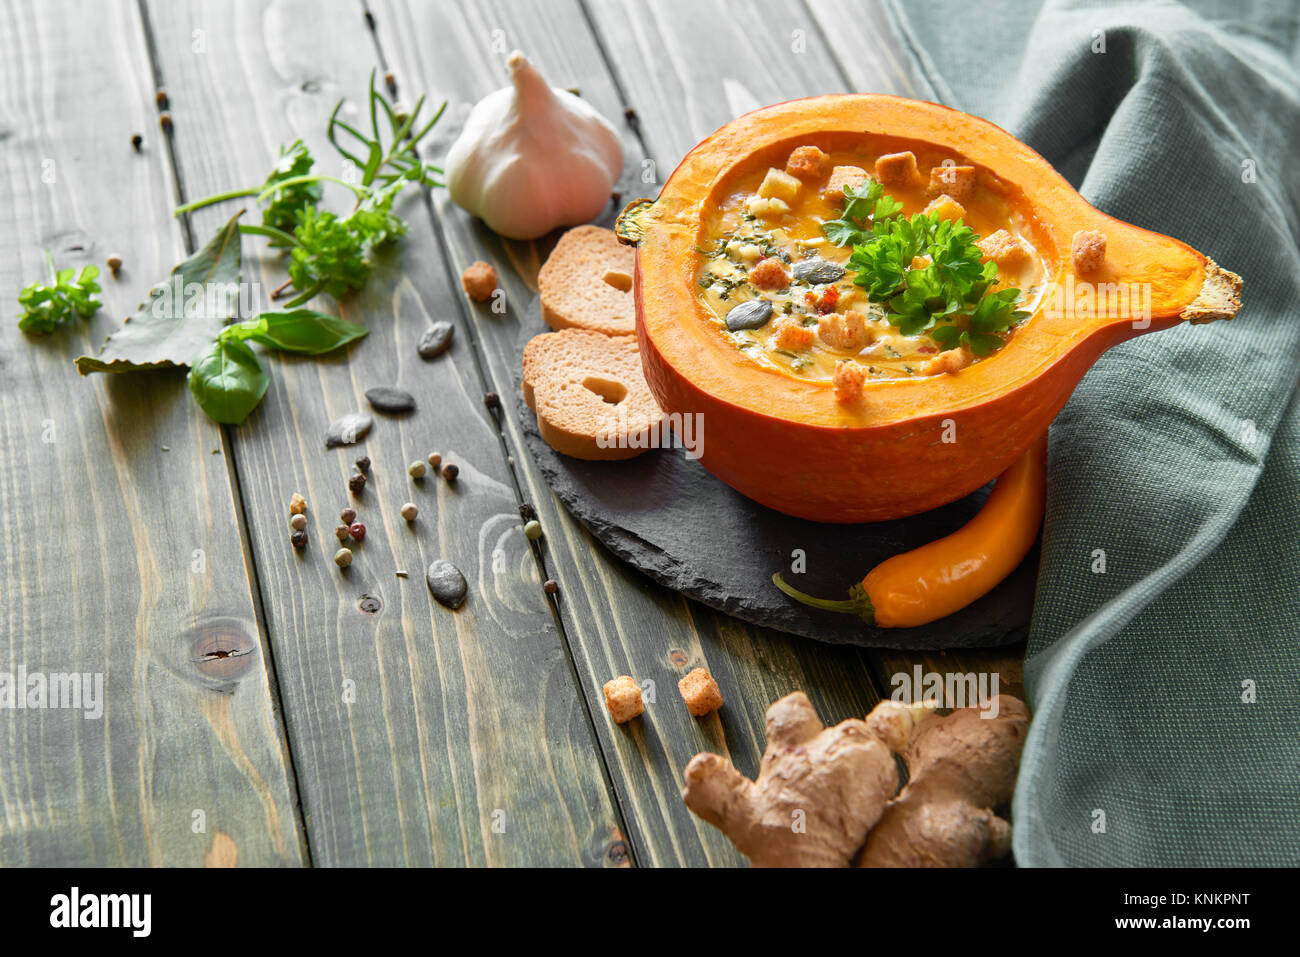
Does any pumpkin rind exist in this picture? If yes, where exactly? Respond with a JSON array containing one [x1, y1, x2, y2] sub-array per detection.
[[621, 94, 1243, 523]]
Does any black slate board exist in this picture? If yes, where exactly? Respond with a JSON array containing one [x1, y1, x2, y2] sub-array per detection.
[[513, 299, 1035, 649]]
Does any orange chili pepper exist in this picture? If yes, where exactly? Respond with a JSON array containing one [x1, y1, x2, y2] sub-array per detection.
[[773, 433, 1047, 628]]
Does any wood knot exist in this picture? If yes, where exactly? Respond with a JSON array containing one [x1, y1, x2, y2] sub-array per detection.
[[669, 649, 688, 668], [188, 618, 256, 684], [358, 594, 382, 614], [605, 840, 630, 866]]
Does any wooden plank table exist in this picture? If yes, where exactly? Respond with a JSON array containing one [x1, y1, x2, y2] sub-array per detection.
[[0, 0, 1024, 866]]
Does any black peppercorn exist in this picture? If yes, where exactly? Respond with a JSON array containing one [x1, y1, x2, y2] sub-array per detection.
[[131, 133, 143, 152], [543, 579, 559, 595], [355, 455, 370, 473], [442, 463, 459, 482], [349, 472, 366, 495], [484, 391, 499, 410], [290, 529, 308, 549], [519, 503, 537, 521]]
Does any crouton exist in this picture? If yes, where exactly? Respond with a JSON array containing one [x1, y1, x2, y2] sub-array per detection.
[[746, 195, 791, 220], [774, 319, 816, 351], [678, 668, 723, 717], [461, 260, 498, 302], [928, 164, 977, 201], [818, 310, 874, 351], [1072, 229, 1107, 273], [833, 360, 868, 403], [874, 150, 920, 187], [748, 257, 790, 291], [785, 145, 831, 179], [977, 229, 1031, 270], [923, 193, 966, 222], [823, 165, 869, 203], [603, 676, 644, 724], [758, 167, 802, 203], [924, 346, 975, 375]]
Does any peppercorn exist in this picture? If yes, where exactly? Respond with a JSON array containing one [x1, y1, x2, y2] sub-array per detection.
[[523, 520, 543, 540], [290, 530, 308, 549], [427, 452, 442, 469], [484, 391, 500, 410], [408, 461, 426, 479], [335, 524, 351, 542], [519, 503, 537, 521], [349, 473, 366, 495], [106, 254, 123, 276], [289, 493, 307, 515], [340, 507, 356, 524], [544, 579, 559, 595], [349, 522, 366, 541], [334, 547, 353, 568], [131, 133, 143, 152], [159, 111, 172, 131], [401, 503, 418, 521], [290, 513, 307, 531], [355, 455, 370, 473], [155, 88, 168, 109], [442, 463, 459, 482]]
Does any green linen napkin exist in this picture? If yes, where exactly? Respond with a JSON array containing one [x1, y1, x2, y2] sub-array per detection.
[[884, 0, 1300, 865]]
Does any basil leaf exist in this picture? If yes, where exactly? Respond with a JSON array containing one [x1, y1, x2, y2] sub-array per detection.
[[222, 309, 368, 355], [187, 337, 269, 425], [76, 213, 244, 374]]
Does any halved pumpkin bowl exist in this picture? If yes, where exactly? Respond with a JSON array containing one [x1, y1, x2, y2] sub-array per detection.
[[616, 94, 1241, 523]]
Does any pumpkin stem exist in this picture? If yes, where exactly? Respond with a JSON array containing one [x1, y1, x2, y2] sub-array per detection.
[[771, 573, 875, 624]]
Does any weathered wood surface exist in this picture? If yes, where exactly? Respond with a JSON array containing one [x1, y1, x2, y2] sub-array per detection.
[[141, 0, 625, 866], [371, 0, 900, 866], [0, 0, 1027, 867], [0, 0, 301, 866]]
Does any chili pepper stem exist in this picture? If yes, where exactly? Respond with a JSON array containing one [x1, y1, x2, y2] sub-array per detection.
[[771, 573, 875, 624]]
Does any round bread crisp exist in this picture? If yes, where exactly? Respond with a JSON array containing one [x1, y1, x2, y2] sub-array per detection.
[[522, 329, 664, 460], [538, 226, 636, 336]]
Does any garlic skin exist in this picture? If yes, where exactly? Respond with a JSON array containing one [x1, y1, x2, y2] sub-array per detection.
[[446, 51, 624, 240]]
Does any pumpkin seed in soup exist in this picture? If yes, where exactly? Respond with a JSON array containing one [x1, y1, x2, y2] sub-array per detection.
[[725, 299, 773, 331]]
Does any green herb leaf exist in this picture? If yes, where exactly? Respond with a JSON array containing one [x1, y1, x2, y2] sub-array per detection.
[[287, 207, 370, 300], [187, 337, 269, 425], [260, 140, 322, 244], [17, 253, 101, 334], [221, 309, 368, 355], [75, 212, 244, 374]]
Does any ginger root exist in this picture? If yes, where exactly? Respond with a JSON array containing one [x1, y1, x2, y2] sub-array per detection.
[[681, 692, 931, 867], [681, 693, 1028, 868], [856, 694, 1028, 867]]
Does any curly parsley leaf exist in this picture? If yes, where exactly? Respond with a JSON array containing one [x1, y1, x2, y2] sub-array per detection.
[[17, 253, 102, 335], [287, 207, 371, 300]]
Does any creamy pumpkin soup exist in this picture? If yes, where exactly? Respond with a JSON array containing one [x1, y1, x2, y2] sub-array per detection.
[[694, 144, 1048, 400]]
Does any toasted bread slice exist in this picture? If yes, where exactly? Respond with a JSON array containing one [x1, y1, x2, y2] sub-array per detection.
[[522, 329, 663, 460], [538, 226, 636, 336]]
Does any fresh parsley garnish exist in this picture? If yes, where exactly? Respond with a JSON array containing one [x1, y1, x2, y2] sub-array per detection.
[[17, 252, 101, 335], [825, 179, 1029, 356]]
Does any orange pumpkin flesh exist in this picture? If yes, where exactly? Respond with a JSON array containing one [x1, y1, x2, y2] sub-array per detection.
[[618, 95, 1242, 523]]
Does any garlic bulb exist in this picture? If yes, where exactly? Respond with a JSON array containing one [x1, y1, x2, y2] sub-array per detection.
[[446, 51, 624, 240]]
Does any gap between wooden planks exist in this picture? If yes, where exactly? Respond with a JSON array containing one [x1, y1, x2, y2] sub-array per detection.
[[0, 0, 302, 866], [139, 0, 626, 866]]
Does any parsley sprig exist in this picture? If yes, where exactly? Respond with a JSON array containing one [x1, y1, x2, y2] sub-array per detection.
[[17, 251, 102, 335], [823, 180, 1029, 356]]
